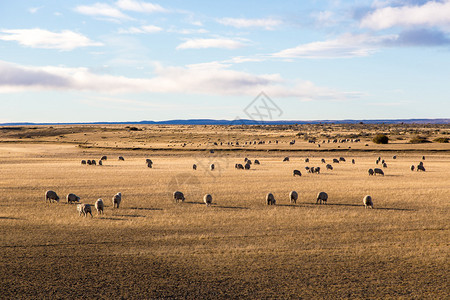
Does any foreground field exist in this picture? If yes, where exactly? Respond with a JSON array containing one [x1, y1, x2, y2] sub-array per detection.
[[0, 125, 449, 299]]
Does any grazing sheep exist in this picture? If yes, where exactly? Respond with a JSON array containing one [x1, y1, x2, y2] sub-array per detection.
[[316, 192, 328, 204], [393, 155, 397, 159], [314, 167, 321, 174], [87, 160, 92, 165], [254, 159, 260, 165], [91, 160, 96, 166], [376, 159, 379, 165], [45, 190, 60, 203], [247, 160, 252, 165], [321, 158, 326, 163], [333, 158, 339, 163], [418, 161, 423, 166], [374, 168, 384, 176], [118, 156, 125, 161], [417, 165, 426, 172], [95, 198, 104, 214], [305, 166, 310, 171], [305, 158, 309, 163], [381, 159, 385, 164], [289, 191, 298, 204], [308, 167, 314, 173], [352, 159, 355, 164], [293, 169, 302, 176], [244, 157, 248, 162], [339, 157, 346, 162], [146, 159, 152, 164], [203, 194, 212, 206], [422, 156, 425, 160], [368, 168, 374, 176], [193, 164, 197, 170], [77, 204, 93, 217], [326, 164, 333, 170], [283, 157, 289, 162], [112, 192, 122, 208], [101, 155, 107, 161], [411, 165, 415, 171], [382, 162, 387, 168], [236, 163, 244, 169], [363, 195, 373, 209], [98, 160, 103, 166], [173, 191, 185, 203], [244, 163, 251, 170], [147, 162, 152, 168], [66, 193, 80, 204], [266, 193, 276, 205], [210, 164, 215, 171], [81, 160, 86, 165]]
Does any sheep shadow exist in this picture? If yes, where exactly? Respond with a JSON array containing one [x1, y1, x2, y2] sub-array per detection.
[[114, 214, 146, 218], [129, 207, 163, 211], [301, 202, 415, 211], [184, 201, 206, 205], [98, 217, 128, 221], [213, 205, 249, 210], [0, 216, 21, 220]]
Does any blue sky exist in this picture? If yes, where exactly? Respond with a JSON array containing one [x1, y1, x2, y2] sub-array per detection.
[[0, 0, 449, 122]]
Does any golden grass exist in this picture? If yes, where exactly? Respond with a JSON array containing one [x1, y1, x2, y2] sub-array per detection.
[[0, 125, 449, 299]]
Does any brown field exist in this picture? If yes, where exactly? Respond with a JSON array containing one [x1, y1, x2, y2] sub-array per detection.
[[0, 124, 449, 299]]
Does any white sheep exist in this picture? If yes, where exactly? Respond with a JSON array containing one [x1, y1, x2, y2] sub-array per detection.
[[203, 194, 212, 206], [77, 204, 93, 217], [363, 195, 373, 209], [45, 190, 60, 203], [95, 198, 104, 214], [112, 192, 122, 208]]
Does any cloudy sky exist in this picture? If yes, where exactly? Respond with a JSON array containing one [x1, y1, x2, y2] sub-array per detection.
[[0, 0, 449, 122]]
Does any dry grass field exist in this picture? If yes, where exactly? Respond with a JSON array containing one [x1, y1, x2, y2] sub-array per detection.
[[0, 124, 449, 299]]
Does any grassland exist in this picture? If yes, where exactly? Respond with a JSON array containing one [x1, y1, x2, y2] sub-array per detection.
[[0, 124, 449, 299]]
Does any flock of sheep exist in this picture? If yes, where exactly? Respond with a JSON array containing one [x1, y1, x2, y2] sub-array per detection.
[[50, 152, 427, 217]]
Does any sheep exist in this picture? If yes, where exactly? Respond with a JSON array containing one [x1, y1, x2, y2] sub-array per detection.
[[393, 155, 397, 159], [417, 165, 426, 172], [98, 160, 103, 166], [381, 159, 385, 164], [101, 155, 107, 161], [87, 160, 92, 165], [289, 191, 298, 204], [382, 162, 387, 168], [236, 163, 244, 170], [118, 156, 125, 161], [368, 168, 374, 176], [326, 164, 333, 170], [316, 192, 328, 204], [293, 169, 302, 176], [147, 162, 152, 168], [363, 195, 373, 209], [333, 158, 339, 163], [308, 167, 314, 173], [418, 161, 424, 166], [266, 193, 276, 205], [173, 191, 185, 203], [210, 164, 215, 171], [246, 160, 252, 165], [422, 156, 425, 160], [305, 166, 310, 171], [374, 168, 384, 176], [244, 163, 251, 170], [112, 192, 122, 208], [410, 165, 415, 171], [66, 193, 80, 204], [203, 194, 212, 206], [91, 160, 96, 166], [376, 159, 379, 165], [81, 160, 86, 165], [283, 157, 289, 162], [95, 198, 104, 214], [339, 157, 346, 162], [254, 159, 260, 165], [193, 164, 197, 170], [45, 190, 60, 203], [352, 159, 355, 164], [314, 167, 321, 174], [77, 204, 93, 217], [146, 159, 152, 164], [305, 158, 309, 163], [321, 158, 326, 163]]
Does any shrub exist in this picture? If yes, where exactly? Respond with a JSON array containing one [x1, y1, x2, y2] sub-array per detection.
[[373, 134, 389, 144], [129, 127, 141, 131], [409, 136, 431, 143], [433, 137, 449, 143]]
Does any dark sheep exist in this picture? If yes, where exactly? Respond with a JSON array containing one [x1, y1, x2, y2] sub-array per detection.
[[293, 169, 302, 176]]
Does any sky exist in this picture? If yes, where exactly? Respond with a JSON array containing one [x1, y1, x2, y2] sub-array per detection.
[[0, 0, 449, 123]]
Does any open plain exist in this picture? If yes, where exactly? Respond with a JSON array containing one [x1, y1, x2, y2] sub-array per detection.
[[0, 124, 449, 299]]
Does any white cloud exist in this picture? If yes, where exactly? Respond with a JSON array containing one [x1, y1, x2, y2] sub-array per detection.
[[118, 25, 163, 34], [0, 29, 103, 51], [167, 27, 208, 34], [217, 17, 282, 30], [115, 0, 167, 13], [0, 60, 362, 101], [74, 3, 132, 20], [176, 38, 248, 50], [361, 0, 450, 30], [28, 7, 43, 14], [272, 33, 396, 58]]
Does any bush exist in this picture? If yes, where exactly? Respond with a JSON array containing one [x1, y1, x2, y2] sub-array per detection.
[[373, 134, 389, 144], [409, 136, 431, 143], [128, 127, 141, 131], [433, 137, 449, 143]]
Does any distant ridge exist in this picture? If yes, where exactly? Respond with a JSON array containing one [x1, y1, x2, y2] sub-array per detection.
[[1, 118, 449, 126]]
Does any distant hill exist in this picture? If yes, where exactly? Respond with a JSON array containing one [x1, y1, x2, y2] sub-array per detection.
[[1, 118, 449, 126]]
